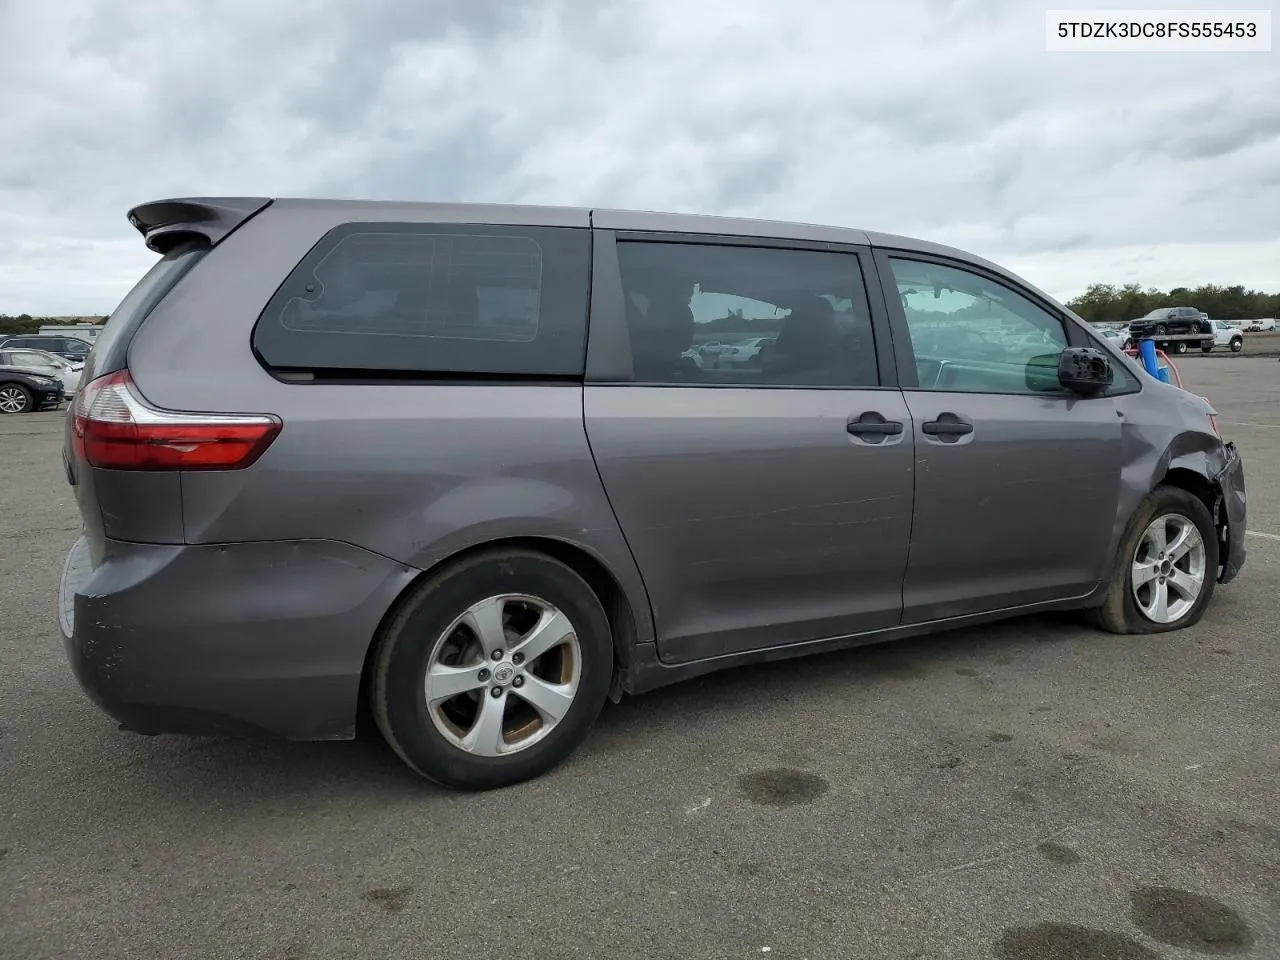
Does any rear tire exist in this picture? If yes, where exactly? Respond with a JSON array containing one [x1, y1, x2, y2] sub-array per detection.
[[0, 383, 32, 414], [371, 548, 613, 790], [1087, 485, 1218, 635]]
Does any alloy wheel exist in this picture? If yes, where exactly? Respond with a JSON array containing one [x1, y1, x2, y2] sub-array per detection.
[[424, 594, 582, 757], [1131, 514, 1206, 624], [0, 386, 30, 413]]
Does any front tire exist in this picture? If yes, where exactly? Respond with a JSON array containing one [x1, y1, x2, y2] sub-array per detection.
[[1088, 485, 1218, 635], [372, 548, 613, 790], [0, 383, 32, 414], [1230, 338, 1243, 353], [1174, 340, 1189, 354]]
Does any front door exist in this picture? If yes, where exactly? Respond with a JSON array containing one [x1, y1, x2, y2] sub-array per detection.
[[585, 233, 914, 664], [879, 253, 1124, 624]]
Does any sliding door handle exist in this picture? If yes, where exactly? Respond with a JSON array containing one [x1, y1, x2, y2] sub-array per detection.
[[847, 420, 903, 437]]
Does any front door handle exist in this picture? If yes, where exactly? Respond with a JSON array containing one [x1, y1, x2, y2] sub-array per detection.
[[922, 416, 973, 438]]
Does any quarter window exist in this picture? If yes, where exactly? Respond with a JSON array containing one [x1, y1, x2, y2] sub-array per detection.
[[888, 258, 1069, 395], [614, 241, 878, 387], [253, 223, 591, 377]]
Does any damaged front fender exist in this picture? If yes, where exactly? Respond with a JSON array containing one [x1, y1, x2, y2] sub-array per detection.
[[1113, 386, 1247, 586]]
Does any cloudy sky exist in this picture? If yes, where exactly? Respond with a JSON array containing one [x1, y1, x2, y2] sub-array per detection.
[[1, 0, 1276, 315]]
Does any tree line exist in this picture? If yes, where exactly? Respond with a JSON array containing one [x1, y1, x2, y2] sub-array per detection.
[[1, 314, 106, 337], [1065, 283, 1280, 325]]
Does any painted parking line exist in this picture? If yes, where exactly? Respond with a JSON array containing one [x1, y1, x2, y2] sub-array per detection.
[[1224, 421, 1280, 429], [1246, 530, 1280, 542]]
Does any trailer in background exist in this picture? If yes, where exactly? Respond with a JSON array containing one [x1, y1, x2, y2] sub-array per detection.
[[1134, 331, 1212, 355], [38, 324, 103, 341]]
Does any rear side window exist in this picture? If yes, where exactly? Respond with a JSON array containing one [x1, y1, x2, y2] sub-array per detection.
[[613, 240, 878, 388], [252, 223, 591, 377]]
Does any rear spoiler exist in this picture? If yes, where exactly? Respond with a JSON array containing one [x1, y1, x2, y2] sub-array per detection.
[[126, 197, 273, 253]]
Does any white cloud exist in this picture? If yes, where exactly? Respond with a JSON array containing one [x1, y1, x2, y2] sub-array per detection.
[[1, 0, 1277, 312]]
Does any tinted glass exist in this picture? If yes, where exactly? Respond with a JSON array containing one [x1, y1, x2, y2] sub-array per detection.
[[614, 241, 877, 387], [253, 223, 591, 377], [889, 257, 1069, 395], [60, 339, 90, 355]]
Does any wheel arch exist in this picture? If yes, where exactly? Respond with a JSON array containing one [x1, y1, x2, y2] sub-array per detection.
[[1157, 457, 1232, 579], [1160, 466, 1215, 513], [358, 535, 647, 730]]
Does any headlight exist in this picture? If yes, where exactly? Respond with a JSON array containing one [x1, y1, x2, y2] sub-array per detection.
[[29, 376, 56, 386]]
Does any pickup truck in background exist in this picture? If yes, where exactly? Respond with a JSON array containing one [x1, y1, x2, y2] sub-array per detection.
[[1127, 306, 1213, 354], [1205, 320, 1245, 353]]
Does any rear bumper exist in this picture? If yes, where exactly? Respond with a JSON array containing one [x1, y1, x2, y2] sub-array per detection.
[[59, 535, 417, 740], [1216, 442, 1247, 585]]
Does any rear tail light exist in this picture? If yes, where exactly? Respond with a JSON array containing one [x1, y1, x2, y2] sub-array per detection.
[[72, 370, 281, 470]]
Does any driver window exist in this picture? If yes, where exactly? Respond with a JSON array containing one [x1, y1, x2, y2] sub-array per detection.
[[888, 257, 1069, 395], [615, 240, 878, 388]]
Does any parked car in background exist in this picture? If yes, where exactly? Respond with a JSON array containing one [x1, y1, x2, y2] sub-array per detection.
[[716, 335, 777, 367], [59, 196, 1248, 791], [1244, 318, 1277, 332], [1128, 307, 1211, 340], [0, 347, 83, 395], [1099, 328, 1129, 349], [0, 334, 92, 363], [1204, 322, 1244, 353], [0, 359, 65, 413]]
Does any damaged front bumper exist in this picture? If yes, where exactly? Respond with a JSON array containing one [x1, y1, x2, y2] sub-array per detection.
[[1214, 441, 1247, 585]]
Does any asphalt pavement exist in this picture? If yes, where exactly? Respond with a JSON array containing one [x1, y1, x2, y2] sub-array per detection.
[[1, 360, 1277, 960]]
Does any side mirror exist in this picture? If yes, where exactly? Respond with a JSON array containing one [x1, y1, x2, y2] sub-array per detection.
[[1057, 346, 1113, 396]]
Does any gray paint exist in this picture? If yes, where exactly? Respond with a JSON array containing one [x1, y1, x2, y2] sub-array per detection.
[[897, 390, 1123, 622], [65, 536, 415, 740], [59, 197, 1248, 742], [584, 386, 915, 664]]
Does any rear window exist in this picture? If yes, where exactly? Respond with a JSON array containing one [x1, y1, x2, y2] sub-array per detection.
[[252, 223, 591, 377]]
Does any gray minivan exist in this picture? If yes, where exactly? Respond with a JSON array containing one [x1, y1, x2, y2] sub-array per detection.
[[59, 198, 1247, 790]]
